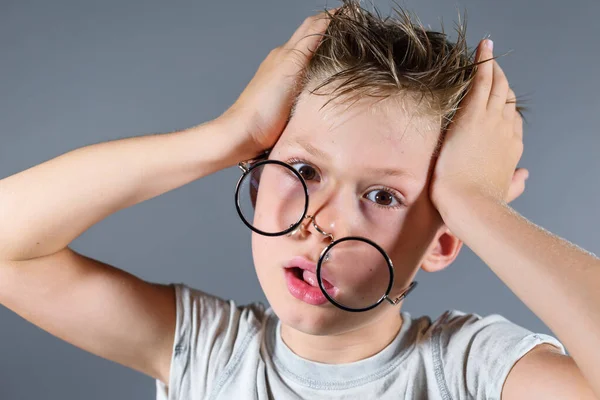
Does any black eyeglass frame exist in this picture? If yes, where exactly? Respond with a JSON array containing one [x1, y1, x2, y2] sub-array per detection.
[[235, 150, 309, 237], [234, 149, 418, 312], [317, 236, 417, 312]]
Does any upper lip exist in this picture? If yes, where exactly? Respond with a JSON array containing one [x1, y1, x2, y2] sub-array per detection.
[[284, 255, 336, 286], [284, 255, 317, 273]]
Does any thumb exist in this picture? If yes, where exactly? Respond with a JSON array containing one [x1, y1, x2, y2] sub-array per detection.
[[506, 168, 529, 203]]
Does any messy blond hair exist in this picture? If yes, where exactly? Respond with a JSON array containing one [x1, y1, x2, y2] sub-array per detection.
[[293, 0, 523, 147]]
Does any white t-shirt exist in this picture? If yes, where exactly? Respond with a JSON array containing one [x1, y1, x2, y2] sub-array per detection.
[[156, 284, 566, 400]]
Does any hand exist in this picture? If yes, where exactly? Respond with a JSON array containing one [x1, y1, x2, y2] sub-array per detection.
[[429, 39, 527, 214], [217, 9, 336, 159], [506, 167, 529, 203]]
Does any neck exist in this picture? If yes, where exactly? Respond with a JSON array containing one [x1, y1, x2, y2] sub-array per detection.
[[279, 311, 404, 364]]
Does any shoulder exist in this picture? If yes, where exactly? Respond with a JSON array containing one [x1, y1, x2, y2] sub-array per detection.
[[158, 284, 269, 397], [174, 283, 267, 324], [172, 283, 268, 348], [423, 309, 566, 399], [428, 309, 565, 355]]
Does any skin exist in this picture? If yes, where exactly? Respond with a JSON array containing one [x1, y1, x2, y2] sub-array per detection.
[[0, 8, 597, 399], [252, 91, 450, 363], [245, 16, 600, 399], [429, 39, 600, 399]]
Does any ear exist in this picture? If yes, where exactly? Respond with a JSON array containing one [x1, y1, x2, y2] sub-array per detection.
[[420, 226, 464, 273]]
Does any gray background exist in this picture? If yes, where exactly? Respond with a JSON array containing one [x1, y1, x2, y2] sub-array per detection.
[[1, 0, 598, 398]]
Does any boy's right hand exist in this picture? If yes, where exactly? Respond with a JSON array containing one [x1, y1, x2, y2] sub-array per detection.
[[218, 9, 336, 158]]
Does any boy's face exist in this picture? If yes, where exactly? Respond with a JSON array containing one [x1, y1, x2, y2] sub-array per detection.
[[251, 90, 451, 335]]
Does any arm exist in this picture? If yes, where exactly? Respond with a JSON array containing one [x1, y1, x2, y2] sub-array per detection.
[[0, 10, 334, 384], [0, 118, 248, 262], [439, 193, 600, 400], [430, 39, 600, 399], [0, 117, 249, 382]]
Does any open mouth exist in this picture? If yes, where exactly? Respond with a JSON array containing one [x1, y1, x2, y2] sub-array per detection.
[[287, 266, 334, 289], [283, 256, 338, 306]]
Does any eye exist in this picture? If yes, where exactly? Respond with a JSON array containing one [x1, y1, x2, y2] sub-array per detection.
[[287, 159, 320, 182], [364, 188, 403, 208]]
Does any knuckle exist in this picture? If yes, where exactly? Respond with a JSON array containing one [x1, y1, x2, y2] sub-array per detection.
[[286, 48, 304, 63], [265, 47, 282, 62], [514, 111, 523, 122], [475, 74, 493, 91], [494, 59, 507, 75], [476, 66, 492, 82], [494, 74, 509, 91], [515, 117, 524, 131], [514, 138, 524, 153], [476, 79, 492, 93]]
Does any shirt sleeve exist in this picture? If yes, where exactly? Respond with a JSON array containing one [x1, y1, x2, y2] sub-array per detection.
[[155, 283, 265, 400], [430, 310, 567, 400]]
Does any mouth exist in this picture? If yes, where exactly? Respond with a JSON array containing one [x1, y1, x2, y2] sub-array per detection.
[[283, 256, 337, 306]]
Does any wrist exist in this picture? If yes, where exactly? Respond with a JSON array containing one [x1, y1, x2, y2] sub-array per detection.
[[433, 186, 507, 234], [183, 116, 262, 171]]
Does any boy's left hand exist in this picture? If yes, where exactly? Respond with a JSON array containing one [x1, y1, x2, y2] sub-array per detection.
[[430, 39, 528, 215]]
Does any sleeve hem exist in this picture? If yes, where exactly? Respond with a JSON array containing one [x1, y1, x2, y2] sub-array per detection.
[[489, 333, 566, 399], [156, 283, 189, 400]]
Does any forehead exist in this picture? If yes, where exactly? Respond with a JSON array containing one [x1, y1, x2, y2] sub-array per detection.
[[280, 91, 441, 166]]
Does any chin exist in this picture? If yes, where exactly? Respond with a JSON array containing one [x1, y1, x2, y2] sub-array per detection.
[[256, 269, 333, 333], [264, 287, 377, 336], [274, 301, 342, 335]]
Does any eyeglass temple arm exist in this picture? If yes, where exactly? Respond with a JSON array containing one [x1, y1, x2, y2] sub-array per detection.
[[385, 281, 418, 305], [238, 149, 272, 172]]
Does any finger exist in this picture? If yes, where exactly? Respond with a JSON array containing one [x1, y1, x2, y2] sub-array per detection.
[[487, 60, 510, 111], [461, 39, 495, 111], [506, 180, 525, 203], [514, 111, 523, 140], [503, 87, 517, 120], [284, 9, 335, 53], [506, 168, 529, 203], [514, 167, 529, 181]]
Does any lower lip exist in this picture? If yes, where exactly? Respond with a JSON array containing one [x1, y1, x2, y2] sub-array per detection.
[[284, 269, 336, 306]]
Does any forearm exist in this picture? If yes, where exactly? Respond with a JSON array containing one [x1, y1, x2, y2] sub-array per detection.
[[439, 192, 600, 397], [0, 117, 249, 261]]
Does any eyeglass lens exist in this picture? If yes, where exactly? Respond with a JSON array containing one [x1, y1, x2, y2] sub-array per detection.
[[236, 160, 397, 312]]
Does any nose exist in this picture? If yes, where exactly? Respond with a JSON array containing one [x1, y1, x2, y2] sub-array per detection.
[[305, 214, 335, 241], [287, 185, 353, 243], [286, 214, 333, 242]]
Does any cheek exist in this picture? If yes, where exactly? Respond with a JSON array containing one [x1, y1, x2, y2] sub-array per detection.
[[251, 234, 291, 285], [252, 188, 274, 229], [251, 233, 287, 306], [385, 201, 441, 284], [251, 233, 272, 271], [253, 180, 306, 235]]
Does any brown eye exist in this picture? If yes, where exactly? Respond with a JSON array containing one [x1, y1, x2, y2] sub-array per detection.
[[365, 189, 401, 208], [293, 163, 318, 181], [375, 191, 392, 205]]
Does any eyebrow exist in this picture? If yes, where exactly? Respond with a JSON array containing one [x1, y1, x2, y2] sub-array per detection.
[[286, 138, 419, 182], [367, 167, 418, 180], [293, 138, 330, 161]]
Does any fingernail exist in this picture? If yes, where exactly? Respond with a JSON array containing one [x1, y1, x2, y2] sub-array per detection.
[[486, 39, 494, 51]]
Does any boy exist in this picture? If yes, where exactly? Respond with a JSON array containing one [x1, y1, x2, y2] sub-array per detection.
[[0, 2, 599, 399]]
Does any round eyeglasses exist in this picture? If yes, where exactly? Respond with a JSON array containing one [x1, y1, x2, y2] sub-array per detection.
[[234, 150, 418, 312]]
